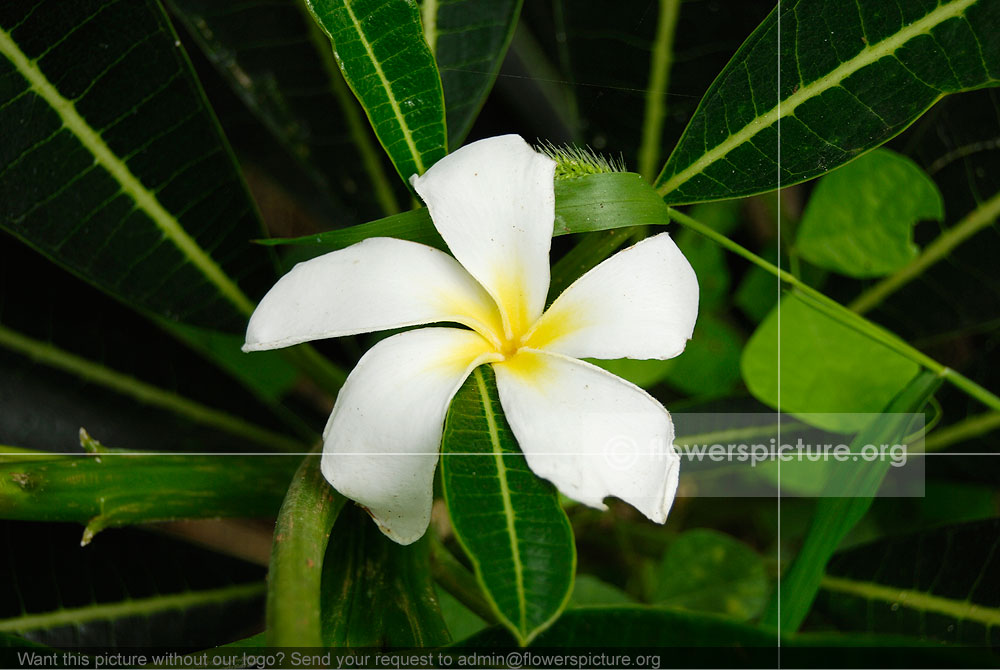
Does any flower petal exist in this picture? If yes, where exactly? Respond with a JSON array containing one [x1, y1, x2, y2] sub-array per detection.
[[525, 233, 698, 360], [243, 238, 503, 352], [411, 135, 556, 339], [321, 327, 499, 545], [493, 350, 680, 523]]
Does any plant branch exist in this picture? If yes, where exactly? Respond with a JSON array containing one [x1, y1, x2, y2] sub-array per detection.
[[849, 190, 1000, 314], [429, 534, 498, 625], [638, 0, 682, 182], [666, 206, 1000, 412]]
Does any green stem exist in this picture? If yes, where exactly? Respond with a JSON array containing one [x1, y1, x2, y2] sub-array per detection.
[[666, 207, 1000, 412], [923, 411, 1000, 452], [850, 190, 1000, 314], [421, 0, 439, 56], [637, 0, 682, 182], [266, 449, 346, 647], [429, 534, 498, 625], [0, 324, 306, 452], [303, 7, 401, 215]]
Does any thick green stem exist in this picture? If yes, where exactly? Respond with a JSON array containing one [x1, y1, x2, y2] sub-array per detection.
[[850, 191, 1000, 314], [429, 534, 498, 625], [666, 207, 1000, 412], [637, 0, 682, 182], [266, 450, 346, 647]]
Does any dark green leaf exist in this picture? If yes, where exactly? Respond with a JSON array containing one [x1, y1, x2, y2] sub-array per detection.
[[0, 521, 264, 647], [258, 172, 672, 249], [266, 453, 346, 647], [817, 518, 1000, 649], [165, 0, 404, 219], [655, 0, 1000, 204], [741, 294, 920, 432], [423, 0, 523, 147], [762, 370, 942, 631], [304, 0, 447, 183], [796, 149, 943, 277], [0, 0, 274, 331], [320, 505, 450, 646], [0, 239, 310, 453], [0, 448, 299, 543], [569, 575, 633, 607], [652, 529, 768, 621], [460, 606, 777, 649], [441, 366, 575, 646]]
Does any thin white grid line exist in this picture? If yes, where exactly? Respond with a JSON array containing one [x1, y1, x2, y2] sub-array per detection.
[[0, 451, 994, 457], [776, 0, 783, 657]]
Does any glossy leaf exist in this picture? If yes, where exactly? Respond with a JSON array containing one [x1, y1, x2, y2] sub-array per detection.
[[441, 366, 576, 646], [0, 448, 299, 543], [569, 575, 633, 607], [817, 518, 1000, 649], [304, 0, 447, 183], [741, 294, 920, 432], [165, 0, 403, 219], [0, 0, 273, 332], [652, 529, 768, 621], [0, 240, 309, 453], [0, 521, 264, 647], [655, 0, 1000, 204], [422, 0, 523, 147], [762, 371, 942, 631], [258, 172, 672, 249], [796, 149, 943, 277], [320, 505, 450, 646], [266, 453, 346, 647]]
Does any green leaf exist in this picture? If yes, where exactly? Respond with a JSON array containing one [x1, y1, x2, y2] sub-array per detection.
[[321, 505, 450, 646], [0, 1, 274, 332], [304, 0, 447, 183], [570, 575, 634, 607], [762, 370, 942, 631], [266, 453, 346, 647], [259, 172, 672, 249], [422, 0, 523, 147], [441, 366, 576, 646], [796, 149, 944, 277], [0, 521, 265, 647], [741, 294, 920, 432], [165, 0, 403, 219], [0, 448, 299, 543], [460, 606, 777, 648], [0, 239, 310, 453], [655, 0, 1000, 204], [817, 518, 1000, 648], [652, 529, 768, 621], [589, 316, 742, 396]]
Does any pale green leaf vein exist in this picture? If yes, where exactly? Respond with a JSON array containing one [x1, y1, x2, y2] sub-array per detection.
[[0, 26, 255, 316], [657, 0, 978, 196]]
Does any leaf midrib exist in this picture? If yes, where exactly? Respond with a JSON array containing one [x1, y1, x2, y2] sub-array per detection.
[[0, 323, 305, 452], [657, 0, 978, 196], [472, 366, 527, 636], [821, 574, 1000, 628], [0, 25, 255, 316], [0, 582, 264, 632], [340, 0, 426, 174]]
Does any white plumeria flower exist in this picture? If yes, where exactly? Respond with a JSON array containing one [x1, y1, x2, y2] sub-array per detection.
[[243, 135, 699, 545]]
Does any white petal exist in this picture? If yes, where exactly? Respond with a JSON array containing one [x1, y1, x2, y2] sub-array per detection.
[[524, 233, 699, 360], [493, 350, 679, 523], [411, 135, 556, 339], [243, 238, 504, 352], [321, 327, 499, 545]]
